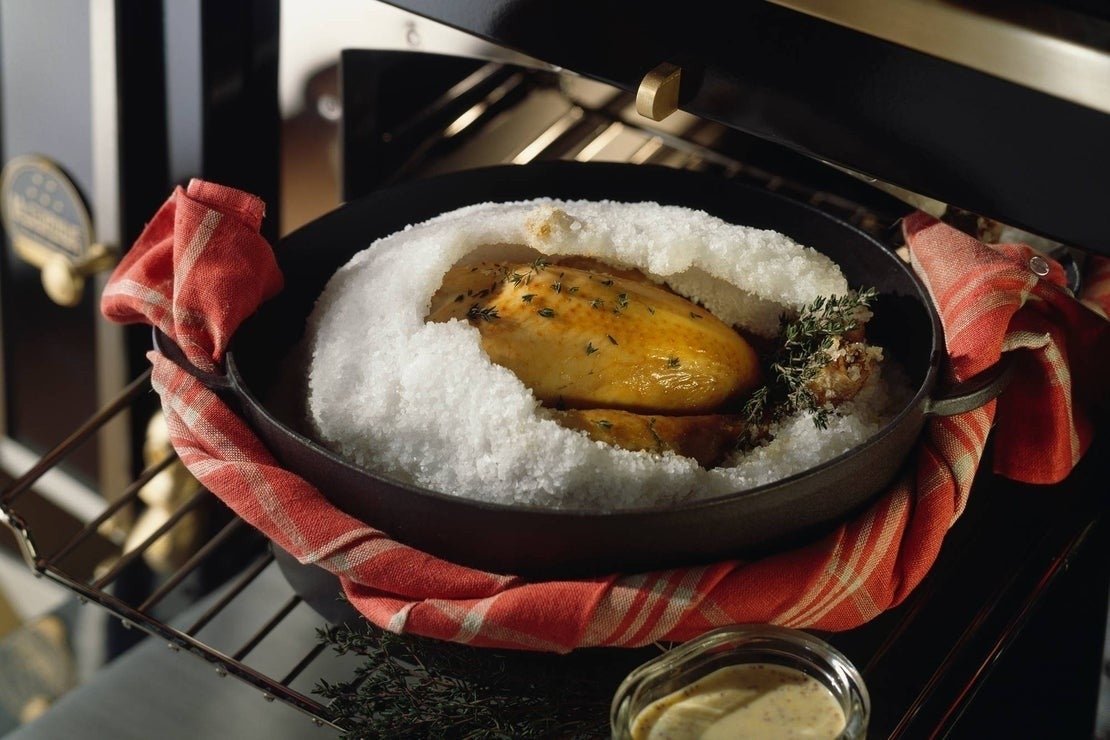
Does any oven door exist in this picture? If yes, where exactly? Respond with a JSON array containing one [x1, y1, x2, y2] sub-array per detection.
[[0, 1, 138, 555]]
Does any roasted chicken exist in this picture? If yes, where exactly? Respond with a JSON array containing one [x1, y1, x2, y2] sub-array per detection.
[[427, 259, 762, 415], [426, 256, 877, 468]]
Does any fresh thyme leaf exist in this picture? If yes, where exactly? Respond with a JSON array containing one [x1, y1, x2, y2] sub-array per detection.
[[607, 335, 618, 345], [689, 312, 702, 319], [595, 419, 613, 429], [586, 342, 599, 355], [741, 386, 771, 427], [667, 357, 680, 368], [537, 307, 556, 318], [590, 298, 604, 310], [521, 294, 536, 303], [742, 287, 877, 430], [616, 293, 629, 309], [466, 304, 500, 322]]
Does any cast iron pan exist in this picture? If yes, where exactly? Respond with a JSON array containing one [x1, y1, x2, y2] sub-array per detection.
[[158, 161, 1007, 579]]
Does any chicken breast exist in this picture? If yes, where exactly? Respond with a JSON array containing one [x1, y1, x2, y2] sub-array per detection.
[[427, 259, 762, 415]]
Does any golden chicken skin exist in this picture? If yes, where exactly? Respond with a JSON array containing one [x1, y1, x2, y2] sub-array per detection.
[[427, 259, 762, 416]]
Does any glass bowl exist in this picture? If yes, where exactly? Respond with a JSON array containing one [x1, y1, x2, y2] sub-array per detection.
[[610, 624, 870, 739]]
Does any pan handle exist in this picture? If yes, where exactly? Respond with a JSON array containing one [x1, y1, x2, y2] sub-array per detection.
[[924, 354, 1016, 417], [151, 327, 238, 403]]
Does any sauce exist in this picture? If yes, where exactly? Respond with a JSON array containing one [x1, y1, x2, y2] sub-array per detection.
[[629, 663, 847, 740]]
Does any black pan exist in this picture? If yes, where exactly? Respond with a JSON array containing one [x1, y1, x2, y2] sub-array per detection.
[[157, 161, 1007, 579]]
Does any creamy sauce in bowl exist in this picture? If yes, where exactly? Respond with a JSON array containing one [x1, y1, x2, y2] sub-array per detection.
[[630, 663, 847, 739]]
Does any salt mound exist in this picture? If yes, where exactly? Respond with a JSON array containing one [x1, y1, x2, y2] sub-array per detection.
[[301, 199, 905, 511]]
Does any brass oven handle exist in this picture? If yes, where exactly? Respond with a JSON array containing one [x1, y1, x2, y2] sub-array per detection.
[[636, 62, 683, 122], [39, 242, 118, 307]]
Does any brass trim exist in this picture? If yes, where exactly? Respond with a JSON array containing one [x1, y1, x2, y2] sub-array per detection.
[[636, 62, 683, 122], [767, 0, 1110, 115]]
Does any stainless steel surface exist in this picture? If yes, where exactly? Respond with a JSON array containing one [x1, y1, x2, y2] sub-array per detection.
[[768, 0, 1110, 115], [89, 0, 131, 507]]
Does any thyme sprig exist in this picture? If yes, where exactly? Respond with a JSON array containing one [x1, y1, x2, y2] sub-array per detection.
[[314, 622, 637, 739], [743, 287, 877, 430]]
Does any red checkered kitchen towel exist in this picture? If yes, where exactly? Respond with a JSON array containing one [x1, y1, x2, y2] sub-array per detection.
[[102, 180, 1110, 652]]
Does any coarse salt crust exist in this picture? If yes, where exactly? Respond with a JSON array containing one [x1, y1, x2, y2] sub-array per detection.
[[301, 199, 908, 511]]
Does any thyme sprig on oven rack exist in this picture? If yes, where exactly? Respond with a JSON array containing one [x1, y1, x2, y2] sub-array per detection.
[[314, 621, 644, 739], [742, 287, 878, 431]]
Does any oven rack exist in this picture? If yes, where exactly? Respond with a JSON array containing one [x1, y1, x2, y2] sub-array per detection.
[[390, 62, 910, 240], [0, 369, 346, 731]]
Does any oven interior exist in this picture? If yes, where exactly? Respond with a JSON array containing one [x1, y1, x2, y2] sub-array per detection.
[[0, 1, 1108, 737]]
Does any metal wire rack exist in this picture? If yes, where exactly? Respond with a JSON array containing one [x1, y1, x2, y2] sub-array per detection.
[[0, 369, 346, 729]]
